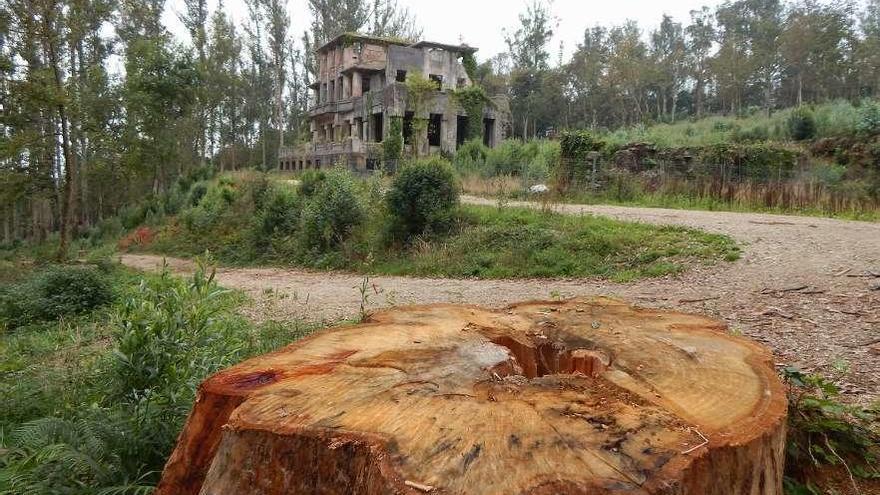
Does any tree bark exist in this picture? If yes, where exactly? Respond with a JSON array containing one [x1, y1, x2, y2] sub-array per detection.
[[41, 1, 77, 260], [157, 298, 787, 495]]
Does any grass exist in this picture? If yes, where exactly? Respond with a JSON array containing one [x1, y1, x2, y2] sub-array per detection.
[[369, 205, 739, 281], [460, 174, 880, 222], [144, 177, 740, 282], [555, 188, 880, 222], [0, 252, 876, 495], [0, 259, 318, 492], [603, 100, 866, 148]]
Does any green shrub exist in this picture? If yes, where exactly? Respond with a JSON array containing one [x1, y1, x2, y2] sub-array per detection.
[[453, 139, 490, 174], [732, 123, 769, 143], [782, 367, 879, 489], [813, 99, 859, 137], [787, 107, 817, 141], [386, 158, 459, 243], [87, 216, 124, 245], [300, 169, 365, 251], [180, 179, 238, 232], [383, 117, 404, 163], [856, 99, 880, 136], [0, 266, 114, 328], [188, 181, 208, 206], [32, 266, 114, 321], [298, 169, 327, 198], [250, 184, 302, 255], [698, 143, 800, 181]]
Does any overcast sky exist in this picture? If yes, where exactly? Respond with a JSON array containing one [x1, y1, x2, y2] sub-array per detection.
[[162, 0, 735, 61]]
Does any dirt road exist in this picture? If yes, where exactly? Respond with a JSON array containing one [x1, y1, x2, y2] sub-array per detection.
[[121, 197, 880, 404]]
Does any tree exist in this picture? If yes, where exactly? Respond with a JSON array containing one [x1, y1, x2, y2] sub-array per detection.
[[860, 0, 880, 96], [650, 15, 687, 122], [686, 7, 715, 118], [504, 0, 556, 137], [307, 0, 420, 44], [568, 26, 608, 128], [263, 0, 290, 152], [404, 72, 435, 157]]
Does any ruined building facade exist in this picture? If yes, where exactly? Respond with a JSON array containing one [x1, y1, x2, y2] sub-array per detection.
[[278, 34, 509, 172]]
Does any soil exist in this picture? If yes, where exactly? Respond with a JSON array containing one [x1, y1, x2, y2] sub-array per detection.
[[120, 196, 880, 407]]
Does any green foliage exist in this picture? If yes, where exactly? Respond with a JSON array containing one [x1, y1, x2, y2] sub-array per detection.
[[558, 131, 606, 187], [0, 262, 316, 493], [0, 415, 156, 495], [460, 52, 478, 81], [787, 107, 817, 141], [452, 85, 492, 141], [404, 72, 437, 156], [560, 130, 607, 161], [386, 158, 459, 243], [376, 204, 739, 280], [254, 183, 301, 241], [782, 367, 880, 490], [188, 181, 209, 207], [453, 139, 558, 180], [453, 139, 490, 174], [298, 169, 327, 198], [698, 143, 800, 181], [0, 265, 114, 329], [112, 263, 235, 399], [856, 99, 880, 136], [300, 169, 366, 252], [383, 116, 404, 162]]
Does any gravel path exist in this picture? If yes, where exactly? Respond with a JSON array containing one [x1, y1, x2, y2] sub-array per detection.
[[121, 197, 880, 404]]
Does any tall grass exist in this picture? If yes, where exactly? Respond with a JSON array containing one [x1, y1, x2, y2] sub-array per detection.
[[604, 100, 868, 148]]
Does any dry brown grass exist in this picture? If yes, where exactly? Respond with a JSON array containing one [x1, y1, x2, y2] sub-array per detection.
[[459, 174, 523, 197]]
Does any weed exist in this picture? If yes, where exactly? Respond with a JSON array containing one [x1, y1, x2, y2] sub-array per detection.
[[781, 367, 879, 493]]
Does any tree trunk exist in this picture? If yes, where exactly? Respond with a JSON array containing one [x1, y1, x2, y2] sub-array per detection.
[[42, 2, 77, 260], [157, 298, 787, 495]]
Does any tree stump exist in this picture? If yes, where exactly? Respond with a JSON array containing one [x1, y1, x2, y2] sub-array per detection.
[[156, 297, 787, 495]]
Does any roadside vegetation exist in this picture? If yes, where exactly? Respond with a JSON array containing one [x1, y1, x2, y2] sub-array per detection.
[[452, 100, 880, 220], [0, 257, 315, 493], [112, 161, 741, 282], [1, 254, 876, 494]]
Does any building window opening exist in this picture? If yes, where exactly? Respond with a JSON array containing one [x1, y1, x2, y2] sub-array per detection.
[[372, 113, 384, 142], [457, 78, 466, 88], [483, 118, 495, 147], [429, 74, 443, 90], [456, 115, 469, 148], [362, 76, 371, 93], [428, 113, 442, 147], [396, 70, 408, 82]]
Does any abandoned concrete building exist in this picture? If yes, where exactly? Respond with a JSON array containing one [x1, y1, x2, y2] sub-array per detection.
[[278, 33, 510, 172]]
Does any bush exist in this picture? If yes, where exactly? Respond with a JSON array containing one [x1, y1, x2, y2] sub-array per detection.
[[383, 117, 404, 164], [787, 107, 817, 141], [856, 99, 880, 136], [386, 158, 459, 243], [250, 184, 302, 255], [698, 143, 800, 181], [300, 169, 365, 251], [188, 181, 208, 206], [298, 169, 327, 198], [458, 139, 489, 163], [0, 266, 114, 328]]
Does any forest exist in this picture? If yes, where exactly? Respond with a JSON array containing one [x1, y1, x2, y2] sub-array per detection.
[[3, 0, 880, 254]]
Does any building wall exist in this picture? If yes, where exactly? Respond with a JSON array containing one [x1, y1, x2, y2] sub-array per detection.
[[286, 36, 509, 172]]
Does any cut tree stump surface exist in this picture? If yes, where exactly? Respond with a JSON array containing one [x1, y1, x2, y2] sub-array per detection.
[[156, 298, 787, 495]]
